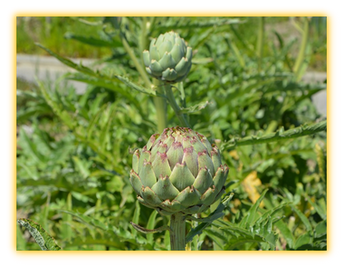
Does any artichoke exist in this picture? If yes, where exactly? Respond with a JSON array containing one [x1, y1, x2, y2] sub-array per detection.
[[143, 31, 192, 83], [130, 127, 229, 216]]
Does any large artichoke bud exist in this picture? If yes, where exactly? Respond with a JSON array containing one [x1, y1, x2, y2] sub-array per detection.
[[130, 127, 229, 216], [143, 31, 192, 83]]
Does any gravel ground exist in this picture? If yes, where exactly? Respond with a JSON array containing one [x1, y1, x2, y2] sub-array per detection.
[[16, 54, 327, 117]]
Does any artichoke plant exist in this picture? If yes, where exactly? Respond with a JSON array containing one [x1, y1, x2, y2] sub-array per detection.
[[143, 31, 192, 83], [130, 127, 229, 216]]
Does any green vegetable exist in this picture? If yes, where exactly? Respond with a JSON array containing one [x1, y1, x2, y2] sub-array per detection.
[[143, 31, 192, 83], [130, 126, 229, 216]]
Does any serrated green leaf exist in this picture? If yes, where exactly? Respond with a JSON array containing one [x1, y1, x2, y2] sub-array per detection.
[[35, 43, 95, 76], [291, 205, 312, 231], [18, 128, 46, 165], [114, 74, 156, 96], [64, 233, 125, 250], [86, 103, 108, 140], [72, 156, 90, 178], [17, 162, 39, 180], [59, 210, 108, 231], [17, 104, 52, 123], [65, 73, 143, 111], [225, 236, 264, 250], [155, 18, 242, 32], [226, 38, 245, 68], [89, 93, 108, 116], [240, 189, 268, 228], [185, 193, 233, 243], [36, 43, 153, 110], [186, 221, 211, 243], [36, 79, 76, 129], [64, 32, 121, 47], [17, 176, 74, 192], [214, 220, 260, 239], [180, 101, 211, 114], [17, 218, 61, 251], [275, 220, 295, 249], [294, 232, 313, 250], [187, 211, 224, 223], [314, 220, 326, 238], [222, 120, 327, 150], [305, 194, 326, 220], [203, 228, 225, 250]]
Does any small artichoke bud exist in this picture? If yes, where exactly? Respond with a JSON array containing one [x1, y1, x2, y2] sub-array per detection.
[[130, 127, 229, 216], [143, 31, 192, 83]]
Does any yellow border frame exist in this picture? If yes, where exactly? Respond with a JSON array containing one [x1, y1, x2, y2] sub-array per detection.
[[4, 0, 343, 267]]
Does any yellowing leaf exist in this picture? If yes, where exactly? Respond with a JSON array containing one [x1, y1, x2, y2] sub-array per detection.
[[241, 171, 264, 208], [229, 150, 239, 160], [231, 198, 242, 213], [315, 143, 325, 180]]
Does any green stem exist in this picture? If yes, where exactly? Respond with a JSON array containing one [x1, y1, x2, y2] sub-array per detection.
[[293, 17, 310, 81], [164, 84, 190, 128], [120, 32, 152, 88], [148, 17, 156, 33], [170, 213, 186, 251], [140, 18, 147, 52], [153, 80, 168, 132], [256, 17, 265, 72], [119, 29, 168, 132], [222, 120, 327, 150]]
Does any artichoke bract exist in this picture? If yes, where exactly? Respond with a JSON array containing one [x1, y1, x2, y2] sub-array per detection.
[[130, 127, 229, 216], [143, 31, 192, 83]]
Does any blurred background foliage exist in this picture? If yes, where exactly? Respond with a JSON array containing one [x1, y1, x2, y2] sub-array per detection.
[[16, 16, 327, 251]]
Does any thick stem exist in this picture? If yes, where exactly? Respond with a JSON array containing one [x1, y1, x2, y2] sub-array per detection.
[[164, 84, 190, 128], [170, 213, 186, 251], [153, 80, 168, 132]]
